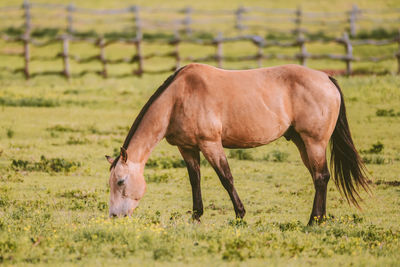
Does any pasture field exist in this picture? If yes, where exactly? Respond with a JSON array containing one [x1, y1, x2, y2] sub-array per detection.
[[0, 0, 400, 266], [0, 69, 400, 266]]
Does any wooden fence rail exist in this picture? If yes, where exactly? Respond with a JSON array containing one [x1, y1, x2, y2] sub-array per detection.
[[1, 1, 400, 79], [1, 30, 400, 79], [1, 1, 400, 38]]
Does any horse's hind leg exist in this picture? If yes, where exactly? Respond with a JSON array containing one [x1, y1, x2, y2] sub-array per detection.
[[293, 132, 331, 225], [199, 141, 246, 219], [178, 147, 203, 221]]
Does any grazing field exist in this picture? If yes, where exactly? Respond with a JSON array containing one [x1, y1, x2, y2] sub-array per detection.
[[0, 70, 399, 266], [0, 0, 400, 266]]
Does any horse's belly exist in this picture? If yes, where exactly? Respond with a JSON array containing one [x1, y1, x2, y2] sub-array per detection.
[[221, 109, 289, 148]]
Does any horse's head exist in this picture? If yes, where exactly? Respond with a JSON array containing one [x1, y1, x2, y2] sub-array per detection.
[[105, 147, 146, 218]]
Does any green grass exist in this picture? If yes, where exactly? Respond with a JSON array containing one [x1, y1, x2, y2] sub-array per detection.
[[0, 71, 399, 266], [0, 1, 399, 266]]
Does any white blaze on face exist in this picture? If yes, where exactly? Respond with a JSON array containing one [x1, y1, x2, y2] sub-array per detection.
[[109, 161, 146, 217]]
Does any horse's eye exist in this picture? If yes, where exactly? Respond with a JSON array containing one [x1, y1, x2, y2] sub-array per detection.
[[117, 178, 125, 186]]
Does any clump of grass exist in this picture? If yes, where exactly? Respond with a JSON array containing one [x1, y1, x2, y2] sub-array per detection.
[[356, 27, 399, 40], [0, 192, 10, 208], [228, 149, 253, 160], [169, 211, 182, 221], [375, 180, 400, 187], [276, 220, 303, 232], [200, 158, 209, 166], [63, 89, 80, 95], [0, 173, 23, 183], [153, 247, 174, 261], [56, 189, 106, 211], [145, 173, 171, 183], [6, 128, 14, 138], [222, 237, 253, 261], [46, 125, 80, 133], [11, 155, 81, 173], [66, 136, 91, 145], [0, 97, 60, 107], [87, 125, 112, 135], [376, 109, 400, 117], [361, 141, 384, 154], [56, 189, 98, 199], [263, 150, 289, 162], [362, 155, 387, 165], [228, 218, 248, 228], [146, 157, 186, 169]]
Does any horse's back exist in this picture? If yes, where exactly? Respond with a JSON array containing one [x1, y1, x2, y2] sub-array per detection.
[[167, 64, 340, 148]]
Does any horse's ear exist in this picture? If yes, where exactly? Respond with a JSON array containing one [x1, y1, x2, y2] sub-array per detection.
[[105, 155, 114, 164], [120, 147, 128, 163]]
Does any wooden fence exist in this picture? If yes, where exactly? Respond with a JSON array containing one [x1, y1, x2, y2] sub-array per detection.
[[0, 1, 400, 79], [1, 31, 400, 79], [1, 1, 400, 38]]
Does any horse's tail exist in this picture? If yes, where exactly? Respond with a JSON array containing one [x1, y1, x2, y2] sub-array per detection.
[[328, 76, 371, 208]]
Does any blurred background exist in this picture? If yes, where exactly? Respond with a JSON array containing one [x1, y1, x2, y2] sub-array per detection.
[[1, 0, 400, 78]]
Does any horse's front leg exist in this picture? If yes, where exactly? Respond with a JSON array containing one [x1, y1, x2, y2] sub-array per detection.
[[199, 140, 246, 219], [178, 147, 203, 221]]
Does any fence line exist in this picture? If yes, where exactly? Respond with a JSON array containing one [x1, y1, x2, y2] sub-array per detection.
[[1, 30, 400, 79], [1, 1, 400, 37], [1, 1, 400, 79]]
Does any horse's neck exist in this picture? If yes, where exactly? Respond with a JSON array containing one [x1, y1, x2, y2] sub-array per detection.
[[126, 94, 173, 164]]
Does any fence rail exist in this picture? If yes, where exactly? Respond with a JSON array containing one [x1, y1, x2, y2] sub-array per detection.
[[1, 30, 400, 79], [1, 1, 400, 79], [1, 1, 400, 37]]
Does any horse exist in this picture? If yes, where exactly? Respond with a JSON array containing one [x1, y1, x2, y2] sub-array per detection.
[[105, 63, 370, 225]]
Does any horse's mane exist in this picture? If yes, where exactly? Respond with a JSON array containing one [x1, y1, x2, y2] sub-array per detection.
[[110, 66, 185, 170]]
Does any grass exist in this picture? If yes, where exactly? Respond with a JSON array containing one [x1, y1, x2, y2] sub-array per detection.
[[0, 69, 399, 266], [0, 1, 399, 266]]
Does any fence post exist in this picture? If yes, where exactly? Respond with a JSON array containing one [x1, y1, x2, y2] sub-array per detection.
[[294, 6, 302, 34], [173, 30, 181, 70], [23, 0, 31, 79], [297, 32, 307, 66], [235, 6, 245, 31], [253, 36, 264, 68], [62, 35, 70, 78], [397, 29, 400, 74], [66, 3, 75, 34], [257, 42, 263, 68], [132, 5, 143, 76], [99, 37, 107, 78], [349, 5, 359, 37], [183, 6, 193, 36], [215, 32, 223, 68], [342, 32, 353, 75]]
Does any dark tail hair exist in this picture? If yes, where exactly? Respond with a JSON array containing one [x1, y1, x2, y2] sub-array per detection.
[[329, 76, 371, 208]]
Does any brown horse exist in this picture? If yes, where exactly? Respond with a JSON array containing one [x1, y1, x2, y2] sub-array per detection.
[[105, 63, 370, 225]]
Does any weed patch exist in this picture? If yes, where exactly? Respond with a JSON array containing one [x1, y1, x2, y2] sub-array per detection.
[[6, 128, 14, 138], [0, 97, 60, 107], [263, 150, 289, 162], [0, 173, 24, 183], [56, 189, 98, 199], [145, 173, 171, 183], [375, 180, 400, 187], [66, 136, 91, 145], [361, 141, 384, 154], [11, 155, 81, 173], [362, 155, 388, 165], [376, 108, 400, 117], [146, 157, 186, 169], [229, 149, 253, 160], [46, 125, 81, 133], [56, 189, 104, 211]]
